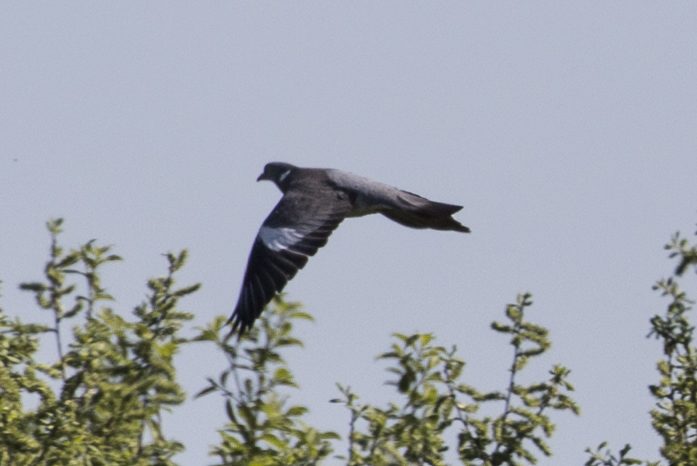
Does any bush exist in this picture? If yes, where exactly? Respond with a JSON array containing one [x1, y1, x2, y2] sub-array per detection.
[[0, 219, 198, 465], [2, 219, 696, 465]]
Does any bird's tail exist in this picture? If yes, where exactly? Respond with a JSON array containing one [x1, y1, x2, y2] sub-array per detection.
[[381, 191, 470, 233]]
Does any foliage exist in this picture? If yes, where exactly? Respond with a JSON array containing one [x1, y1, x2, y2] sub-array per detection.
[[194, 299, 339, 466], [585, 224, 697, 466], [648, 230, 697, 464], [583, 442, 648, 466], [3, 219, 697, 465], [330, 293, 579, 466], [0, 219, 199, 465], [195, 292, 579, 466]]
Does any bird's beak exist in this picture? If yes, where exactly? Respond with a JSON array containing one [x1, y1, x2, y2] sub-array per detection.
[[257, 172, 267, 182]]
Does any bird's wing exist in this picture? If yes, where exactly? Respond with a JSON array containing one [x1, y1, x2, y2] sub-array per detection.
[[228, 188, 352, 335]]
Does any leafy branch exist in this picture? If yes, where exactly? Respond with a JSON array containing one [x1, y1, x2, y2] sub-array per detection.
[[334, 293, 579, 466], [195, 297, 338, 466], [1, 219, 198, 465]]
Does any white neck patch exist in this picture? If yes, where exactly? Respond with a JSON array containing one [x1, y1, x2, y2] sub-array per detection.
[[278, 169, 291, 182]]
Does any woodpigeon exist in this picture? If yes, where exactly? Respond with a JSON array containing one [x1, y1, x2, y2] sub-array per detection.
[[228, 162, 470, 335]]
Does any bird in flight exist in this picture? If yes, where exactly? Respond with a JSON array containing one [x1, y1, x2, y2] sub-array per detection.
[[228, 162, 470, 335]]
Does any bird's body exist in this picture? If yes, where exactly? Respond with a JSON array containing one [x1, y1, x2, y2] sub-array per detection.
[[228, 162, 470, 335]]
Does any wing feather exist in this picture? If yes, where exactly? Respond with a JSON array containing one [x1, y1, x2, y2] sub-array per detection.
[[228, 189, 351, 335]]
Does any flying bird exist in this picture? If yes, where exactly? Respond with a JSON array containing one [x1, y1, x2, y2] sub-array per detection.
[[228, 162, 470, 335]]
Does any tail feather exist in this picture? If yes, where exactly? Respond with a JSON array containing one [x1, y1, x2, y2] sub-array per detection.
[[397, 191, 462, 216], [381, 209, 470, 233]]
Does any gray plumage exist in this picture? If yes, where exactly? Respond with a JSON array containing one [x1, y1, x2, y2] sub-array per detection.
[[228, 162, 470, 335]]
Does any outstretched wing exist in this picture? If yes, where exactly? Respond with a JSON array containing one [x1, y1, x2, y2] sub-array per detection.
[[228, 189, 352, 335]]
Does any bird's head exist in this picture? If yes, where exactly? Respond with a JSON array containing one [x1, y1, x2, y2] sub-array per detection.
[[257, 162, 297, 192]]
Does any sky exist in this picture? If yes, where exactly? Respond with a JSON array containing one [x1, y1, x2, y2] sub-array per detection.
[[1, 3, 697, 465]]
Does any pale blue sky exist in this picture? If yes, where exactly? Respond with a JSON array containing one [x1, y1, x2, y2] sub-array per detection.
[[2, 3, 696, 465]]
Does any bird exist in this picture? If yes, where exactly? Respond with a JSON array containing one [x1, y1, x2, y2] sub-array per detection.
[[227, 162, 470, 335]]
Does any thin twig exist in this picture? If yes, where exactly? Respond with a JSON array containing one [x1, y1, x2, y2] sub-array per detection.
[[492, 310, 523, 460]]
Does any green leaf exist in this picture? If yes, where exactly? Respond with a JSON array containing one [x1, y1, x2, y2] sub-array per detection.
[[195, 385, 217, 399]]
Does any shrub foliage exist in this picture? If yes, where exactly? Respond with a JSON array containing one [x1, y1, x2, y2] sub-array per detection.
[[1, 219, 696, 465]]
